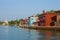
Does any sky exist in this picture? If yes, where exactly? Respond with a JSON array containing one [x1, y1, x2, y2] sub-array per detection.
[[0, 0, 60, 21]]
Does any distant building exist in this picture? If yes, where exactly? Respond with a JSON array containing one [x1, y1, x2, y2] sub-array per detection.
[[19, 19, 24, 26], [2, 20, 9, 26], [38, 10, 56, 27], [28, 16, 38, 26], [19, 19, 28, 26], [23, 18, 28, 26]]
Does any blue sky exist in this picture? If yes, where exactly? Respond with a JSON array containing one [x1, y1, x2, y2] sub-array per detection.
[[0, 0, 60, 21]]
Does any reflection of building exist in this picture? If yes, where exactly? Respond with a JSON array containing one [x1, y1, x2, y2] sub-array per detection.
[[37, 30, 52, 40], [55, 10, 60, 26], [28, 16, 38, 26], [45, 31, 52, 40], [38, 10, 56, 27]]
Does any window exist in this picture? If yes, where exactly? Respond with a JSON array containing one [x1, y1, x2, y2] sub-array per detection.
[[57, 13, 60, 16], [51, 16, 57, 22], [59, 13, 60, 15], [32, 18, 33, 20], [59, 20, 60, 24]]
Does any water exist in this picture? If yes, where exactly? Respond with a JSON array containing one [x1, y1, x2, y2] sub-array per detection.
[[0, 26, 60, 40]]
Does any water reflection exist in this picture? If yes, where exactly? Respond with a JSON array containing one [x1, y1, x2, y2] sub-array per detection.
[[37, 30, 60, 40], [4, 26, 9, 33], [0, 26, 8, 40], [24, 29, 39, 40], [26, 29, 31, 40], [0, 26, 60, 40]]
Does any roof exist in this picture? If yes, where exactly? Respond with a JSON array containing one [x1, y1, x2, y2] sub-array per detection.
[[55, 10, 60, 13]]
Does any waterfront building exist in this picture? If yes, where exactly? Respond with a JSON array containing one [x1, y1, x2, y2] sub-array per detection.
[[28, 16, 38, 26], [38, 10, 56, 27], [2, 19, 9, 26], [37, 13, 46, 26], [55, 10, 60, 26], [19, 19, 25, 26], [24, 18, 28, 26], [19, 19, 28, 26]]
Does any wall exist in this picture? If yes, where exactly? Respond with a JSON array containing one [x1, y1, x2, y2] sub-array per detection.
[[28, 17, 38, 26], [45, 13, 56, 27]]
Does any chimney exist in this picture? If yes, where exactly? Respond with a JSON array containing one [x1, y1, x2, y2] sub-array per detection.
[[42, 10, 45, 14]]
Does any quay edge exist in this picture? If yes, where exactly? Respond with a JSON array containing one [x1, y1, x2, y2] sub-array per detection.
[[19, 25, 60, 31]]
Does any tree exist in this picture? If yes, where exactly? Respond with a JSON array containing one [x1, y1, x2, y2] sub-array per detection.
[[47, 10, 55, 13], [35, 14, 40, 17], [50, 21, 55, 26]]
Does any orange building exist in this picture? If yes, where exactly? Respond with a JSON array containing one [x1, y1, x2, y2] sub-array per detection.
[[38, 10, 56, 27], [45, 13, 56, 26]]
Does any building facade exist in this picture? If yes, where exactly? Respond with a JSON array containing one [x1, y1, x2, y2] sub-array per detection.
[[38, 11, 56, 27], [55, 10, 60, 26], [2, 20, 9, 26], [45, 13, 56, 26], [37, 14, 46, 26], [28, 16, 38, 26], [19, 19, 28, 26]]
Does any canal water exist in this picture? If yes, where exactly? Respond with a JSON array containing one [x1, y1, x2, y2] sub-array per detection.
[[0, 26, 60, 40]]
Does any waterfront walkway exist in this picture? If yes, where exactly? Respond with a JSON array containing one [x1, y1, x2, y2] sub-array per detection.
[[19, 25, 60, 31]]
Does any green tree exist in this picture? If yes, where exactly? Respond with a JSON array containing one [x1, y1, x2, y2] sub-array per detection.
[[50, 21, 55, 26], [47, 10, 55, 13], [35, 14, 40, 17]]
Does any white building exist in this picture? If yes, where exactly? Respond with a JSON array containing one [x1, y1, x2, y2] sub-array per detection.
[[2, 19, 9, 26]]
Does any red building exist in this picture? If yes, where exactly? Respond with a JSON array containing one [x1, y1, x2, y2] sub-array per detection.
[[24, 18, 28, 25], [38, 10, 56, 27], [45, 13, 56, 26]]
